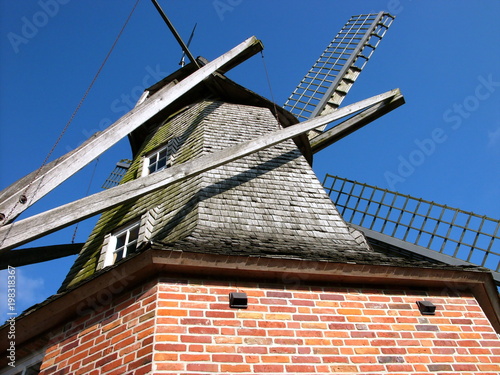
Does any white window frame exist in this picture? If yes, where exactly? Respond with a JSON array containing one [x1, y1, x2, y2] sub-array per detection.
[[103, 221, 141, 267], [142, 137, 181, 177]]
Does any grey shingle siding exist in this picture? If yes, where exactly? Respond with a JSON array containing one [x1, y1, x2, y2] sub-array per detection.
[[60, 100, 370, 290]]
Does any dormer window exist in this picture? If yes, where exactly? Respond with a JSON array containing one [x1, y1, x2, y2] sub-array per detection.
[[104, 221, 141, 266], [142, 137, 181, 176]]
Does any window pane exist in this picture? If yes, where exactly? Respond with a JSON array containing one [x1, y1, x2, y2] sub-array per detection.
[[25, 362, 42, 375], [127, 243, 137, 255], [157, 158, 166, 170], [114, 249, 124, 263], [129, 225, 139, 242], [115, 233, 126, 249]]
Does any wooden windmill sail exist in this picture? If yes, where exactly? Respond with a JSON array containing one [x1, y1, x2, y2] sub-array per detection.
[[280, 12, 500, 284]]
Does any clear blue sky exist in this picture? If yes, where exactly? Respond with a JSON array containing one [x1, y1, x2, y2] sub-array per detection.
[[0, 1, 499, 322]]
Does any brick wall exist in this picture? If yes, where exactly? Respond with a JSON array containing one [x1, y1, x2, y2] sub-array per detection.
[[35, 277, 500, 374], [38, 280, 157, 375]]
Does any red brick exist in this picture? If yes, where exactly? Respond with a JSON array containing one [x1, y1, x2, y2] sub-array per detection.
[[157, 308, 187, 316], [359, 364, 385, 372], [330, 365, 358, 372], [206, 311, 235, 319], [239, 346, 268, 354], [320, 293, 345, 301], [285, 365, 317, 372], [338, 308, 362, 315], [154, 352, 178, 361], [293, 314, 318, 321], [180, 353, 210, 361], [206, 345, 237, 353], [377, 355, 404, 363], [381, 347, 406, 354], [155, 343, 186, 351], [322, 356, 349, 363], [428, 364, 453, 371], [102, 357, 125, 373], [237, 328, 266, 336], [269, 305, 296, 312], [253, 365, 285, 372], [433, 340, 458, 347], [480, 340, 500, 347], [180, 318, 211, 325], [478, 364, 500, 371], [267, 291, 292, 298], [262, 355, 291, 363], [291, 355, 321, 363], [258, 321, 286, 329], [386, 364, 414, 372], [215, 336, 242, 344], [212, 354, 244, 362], [188, 326, 219, 335], [452, 364, 478, 371], [186, 363, 218, 372], [97, 353, 118, 367], [355, 347, 380, 355], [220, 364, 251, 372], [243, 337, 272, 345], [351, 356, 377, 363], [180, 335, 212, 343], [275, 338, 304, 345]]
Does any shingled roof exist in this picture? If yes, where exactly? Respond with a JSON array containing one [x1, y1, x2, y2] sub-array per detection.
[[59, 69, 484, 292]]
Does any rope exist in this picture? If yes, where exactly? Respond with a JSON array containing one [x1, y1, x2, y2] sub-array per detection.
[[0, 0, 141, 251], [2, 0, 141, 226], [260, 51, 283, 129], [71, 158, 100, 244]]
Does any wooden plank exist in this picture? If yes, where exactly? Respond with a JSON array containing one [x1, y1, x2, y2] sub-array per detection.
[[0, 243, 83, 269], [310, 90, 405, 153], [0, 89, 401, 252], [0, 36, 264, 225]]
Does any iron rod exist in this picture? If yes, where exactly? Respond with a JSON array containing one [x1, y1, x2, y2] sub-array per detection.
[[150, 0, 200, 68]]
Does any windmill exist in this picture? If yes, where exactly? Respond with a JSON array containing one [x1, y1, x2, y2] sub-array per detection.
[[1, 4, 500, 374], [0, 11, 402, 271], [2, 9, 496, 283]]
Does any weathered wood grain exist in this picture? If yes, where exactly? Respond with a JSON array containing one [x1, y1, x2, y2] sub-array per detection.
[[0, 36, 263, 224], [0, 89, 401, 251]]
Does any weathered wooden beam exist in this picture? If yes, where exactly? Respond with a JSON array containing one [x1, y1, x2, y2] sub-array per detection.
[[310, 90, 405, 154], [0, 89, 400, 252], [0, 36, 264, 225], [0, 243, 83, 269]]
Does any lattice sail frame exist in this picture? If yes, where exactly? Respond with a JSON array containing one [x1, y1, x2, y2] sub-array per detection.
[[323, 174, 500, 274], [283, 12, 394, 127], [102, 159, 132, 189]]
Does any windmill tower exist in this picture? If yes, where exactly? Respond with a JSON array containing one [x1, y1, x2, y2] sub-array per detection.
[[1, 8, 500, 375]]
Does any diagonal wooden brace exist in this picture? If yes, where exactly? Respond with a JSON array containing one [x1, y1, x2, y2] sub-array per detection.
[[0, 36, 264, 225], [310, 90, 405, 153], [0, 89, 402, 252]]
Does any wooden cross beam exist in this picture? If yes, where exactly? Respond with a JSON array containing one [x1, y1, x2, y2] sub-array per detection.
[[0, 89, 402, 252], [0, 243, 83, 269], [0, 36, 263, 225], [310, 90, 405, 153]]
